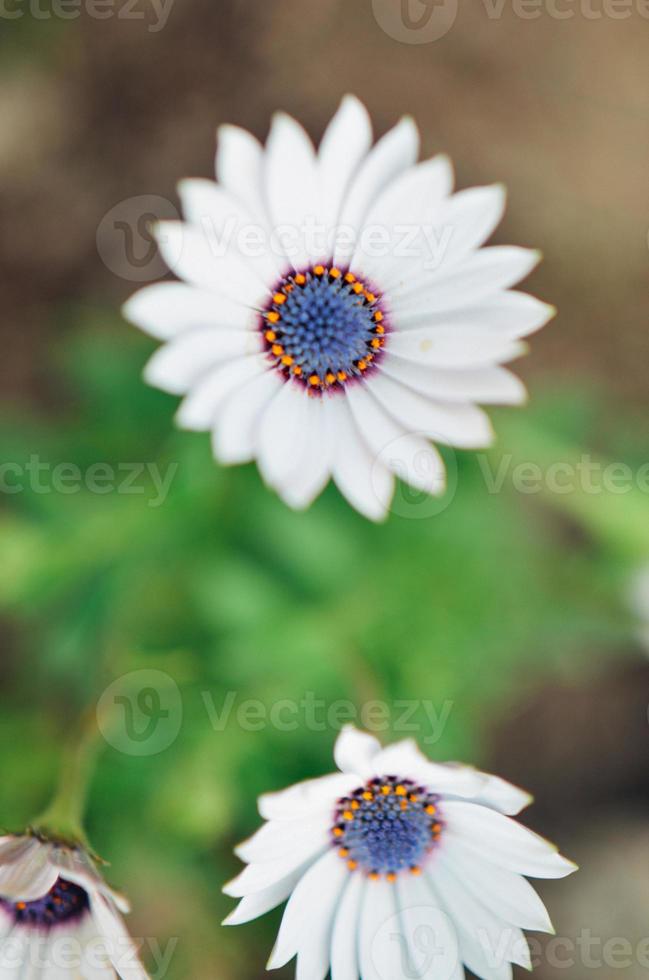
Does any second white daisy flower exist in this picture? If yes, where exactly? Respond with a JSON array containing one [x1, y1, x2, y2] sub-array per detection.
[[224, 726, 575, 980], [124, 96, 555, 520]]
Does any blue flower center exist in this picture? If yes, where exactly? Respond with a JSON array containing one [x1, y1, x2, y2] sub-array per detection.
[[0, 877, 90, 930], [262, 265, 386, 391], [332, 777, 443, 879]]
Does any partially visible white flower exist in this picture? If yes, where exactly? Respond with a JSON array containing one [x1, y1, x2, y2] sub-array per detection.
[[224, 726, 576, 980], [124, 95, 555, 521], [0, 835, 148, 978], [628, 564, 649, 652]]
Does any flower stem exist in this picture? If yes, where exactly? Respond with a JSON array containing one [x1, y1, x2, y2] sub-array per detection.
[[31, 708, 101, 849]]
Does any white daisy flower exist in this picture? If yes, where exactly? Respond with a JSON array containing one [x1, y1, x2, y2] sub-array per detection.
[[0, 834, 148, 978], [124, 95, 555, 521], [224, 726, 576, 980]]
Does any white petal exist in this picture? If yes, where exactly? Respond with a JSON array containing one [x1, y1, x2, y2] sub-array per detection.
[[420, 185, 506, 272], [391, 247, 541, 308], [431, 858, 529, 980], [442, 801, 577, 879], [371, 371, 494, 449], [223, 865, 307, 926], [256, 383, 312, 491], [386, 333, 526, 369], [377, 361, 526, 406], [329, 396, 394, 521], [346, 384, 446, 496], [89, 894, 148, 980], [0, 839, 58, 903], [224, 847, 326, 899], [279, 394, 334, 511], [216, 124, 268, 227], [264, 113, 319, 269], [178, 178, 283, 285], [123, 283, 257, 340], [441, 839, 553, 932], [469, 774, 533, 816], [330, 873, 364, 980], [268, 851, 345, 971], [370, 739, 488, 798], [352, 155, 454, 286], [394, 873, 464, 980], [318, 95, 373, 232], [175, 354, 267, 430], [294, 857, 349, 980], [333, 725, 381, 777], [258, 773, 358, 823], [143, 327, 262, 395], [235, 812, 330, 865], [394, 290, 555, 339], [154, 221, 266, 305], [213, 369, 282, 464], [333, 117, 419, 267], [358, 878, 401, 980]]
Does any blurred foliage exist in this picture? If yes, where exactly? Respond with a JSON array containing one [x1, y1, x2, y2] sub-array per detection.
[[0, 310, 645, 977]]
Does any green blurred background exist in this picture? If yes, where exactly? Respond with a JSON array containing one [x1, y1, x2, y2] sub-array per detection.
[[1, 1, 649, 977]]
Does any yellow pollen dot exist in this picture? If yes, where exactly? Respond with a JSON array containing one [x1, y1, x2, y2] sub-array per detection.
[[344, 272, 356, 283], [343, 810, 354, 821], [386, 873, 397, 883], [381, 785, 391, 796], [353, 282, 364, 294], [281, 355, 293, 366], [333, 827, 344, 837], [271, 344, 284, 356], [339, 848, 349, 858], [267, 311, 280, 324], [409, 794, 418, 803], [365, 353, 374, 361], [16, 902, 26, 911], [410, 867, 422, 876], [371, 338, 382, 349], [284, 283, 294, 293], [308, 374, 321, 387], [364, 291, 376, 302], [426, 804, 436, 815], [358, 360, 367, 371], [330, 267, 341, 279], [273, 292, 286, 305], [326, 372, 336, 385], [314, 264, 326, 276], [375, 324, 385, 335], [395, 785, 407, 796], [293, 365, 302, 376], [369, 872, 380, 881], [337, 371, 347, 382], [400, 800, 409, 811], [362, 791, 373, 801], [294, 273, 306, 285], [265, 330, 277, 342], [432, 823, 442, 834], [350, 799, 360, 810], [347, 860, 358, 871], [374, 310, 384, 322]]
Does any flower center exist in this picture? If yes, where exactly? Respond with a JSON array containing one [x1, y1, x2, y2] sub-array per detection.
[[261, 264, 386, 391], [331, 776, 443, 880], [0, 877, 90, 930]]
